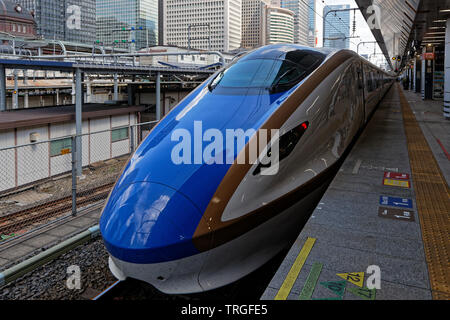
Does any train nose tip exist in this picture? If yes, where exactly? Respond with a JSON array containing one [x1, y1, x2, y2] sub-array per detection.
[[100, 182, 203, 264]]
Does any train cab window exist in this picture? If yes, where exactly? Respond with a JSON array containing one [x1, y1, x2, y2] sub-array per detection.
[[209, 50, 325, 94]]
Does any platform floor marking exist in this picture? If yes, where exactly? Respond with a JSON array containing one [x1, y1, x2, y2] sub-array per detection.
[[352, 159, 362, 174], [383, 178, 410, 188], [347, 287, 376, 300], [275, 237, 316, 300], [399, 85, 450, 300], [312, 296, 343, 300], [319, 280, 346, 297], [298, 262, 323, 300], [384, 172, 410, 180], [379, 196, 413, 209], [378, 207, 415, 222], [436, 138, 450, 161], [336, 272, 365, 288]]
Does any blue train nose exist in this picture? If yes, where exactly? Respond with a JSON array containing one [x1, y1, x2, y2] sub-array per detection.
[[100, 182, 204, 264]]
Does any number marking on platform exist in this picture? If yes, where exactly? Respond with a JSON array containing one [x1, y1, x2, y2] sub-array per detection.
[[336, 272, 365, 288], [347, 287, 376, 300]]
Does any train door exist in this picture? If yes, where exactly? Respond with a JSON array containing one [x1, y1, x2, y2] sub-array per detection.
[[335, 60, 365, 150], [363, 65, 377, 121], [356, 62, 366, 128]]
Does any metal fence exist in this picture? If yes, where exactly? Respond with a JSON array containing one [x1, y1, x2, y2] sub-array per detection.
[[0, 121, 158, 241]]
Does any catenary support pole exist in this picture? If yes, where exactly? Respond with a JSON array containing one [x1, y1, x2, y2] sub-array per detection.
[[71, 136, 77, 216], [156, 72, 161, 121], [75, 68, 83, 176], [13, 70, 18, 109], [114, 73, 119, 101], [0, 65, 6, 111], [23, 70, 29, 108]]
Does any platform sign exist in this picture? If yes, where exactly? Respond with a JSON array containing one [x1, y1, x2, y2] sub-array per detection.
[[380, 196, 413, 209], [422, 53, 435, 61], [384, 172, 410, 180], [383, 179, 410, 188], [378, 207, 415, 222], [61, 148, 71, 155]]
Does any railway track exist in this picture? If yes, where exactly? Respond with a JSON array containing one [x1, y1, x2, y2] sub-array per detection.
[[0, 183, 114, 236]]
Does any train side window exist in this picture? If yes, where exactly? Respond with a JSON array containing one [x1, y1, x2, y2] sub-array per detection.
[[367, 72, 374, 92]]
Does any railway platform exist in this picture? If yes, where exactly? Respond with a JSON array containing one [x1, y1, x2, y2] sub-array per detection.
[[262, 84, 450, 300]]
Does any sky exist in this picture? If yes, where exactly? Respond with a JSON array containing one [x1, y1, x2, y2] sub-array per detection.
[[314, 0, 388, 67]]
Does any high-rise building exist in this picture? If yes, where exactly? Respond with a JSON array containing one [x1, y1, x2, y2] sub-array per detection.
[[323, 4, 350, 50], [17, 0, 96, 44], [96, 0, 158, 50], [158, 0, 164, 45], [266, 5, 294, 45], [279, 0, 308, 46], [242, 0, 269, 49], [270, 0, 281, 7], [242, 1, 294, 49], [307, 0, 316, 47], [164, 0, 242, 52]]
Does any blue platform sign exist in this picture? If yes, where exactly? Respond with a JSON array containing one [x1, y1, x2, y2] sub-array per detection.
[[380, 196, 413, 209]]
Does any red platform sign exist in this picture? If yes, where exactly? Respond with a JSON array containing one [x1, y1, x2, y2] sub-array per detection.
[[422, 53, 435, 60], [384, 172, 410, 180]]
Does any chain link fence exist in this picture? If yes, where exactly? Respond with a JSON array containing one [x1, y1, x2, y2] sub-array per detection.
[[0, 121, 158, 241]]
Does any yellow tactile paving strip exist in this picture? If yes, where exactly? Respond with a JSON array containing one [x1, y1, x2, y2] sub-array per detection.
[[398, 84, 450, 300]]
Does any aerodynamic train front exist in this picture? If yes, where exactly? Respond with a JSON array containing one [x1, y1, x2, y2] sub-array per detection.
[[100, 44, 393, 294]]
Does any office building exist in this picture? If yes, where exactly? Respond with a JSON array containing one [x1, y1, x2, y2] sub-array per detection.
[[242, 0, 269, 49], [323, 4, 350, 50], [158, 0, 164, 45], [242, 1, 294, 49], [279, 0, 309, 46], [164, 0, 242, 52], [96, 0, 158, 50], [270, 0, 281, 7], [17, 0, 96, 44], [308, 0, 316, 47], [266, 5, 294, 45]]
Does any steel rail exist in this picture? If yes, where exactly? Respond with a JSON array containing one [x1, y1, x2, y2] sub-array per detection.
[[0, 183, 113, 235]]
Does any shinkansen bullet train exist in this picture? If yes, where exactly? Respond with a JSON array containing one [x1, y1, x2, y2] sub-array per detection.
[[100, 44, 394, 294]]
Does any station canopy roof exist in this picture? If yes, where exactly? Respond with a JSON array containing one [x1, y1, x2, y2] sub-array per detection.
[[355, 0, 450, 70]]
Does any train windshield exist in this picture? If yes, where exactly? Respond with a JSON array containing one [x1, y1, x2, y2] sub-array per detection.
[[209, 51, 325, 94]]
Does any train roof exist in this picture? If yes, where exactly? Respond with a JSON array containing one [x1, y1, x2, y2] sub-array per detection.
[[241, 44, 332, 61], [237, 44, 392, 76]]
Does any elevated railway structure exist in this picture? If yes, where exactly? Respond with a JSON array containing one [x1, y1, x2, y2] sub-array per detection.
[[0, 46, 226, 177]]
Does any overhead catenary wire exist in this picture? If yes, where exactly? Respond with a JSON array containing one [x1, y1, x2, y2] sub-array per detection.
[[315, 0, 386, 67], [300, 0, 359, 48], [321, 0, 354, 36]]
